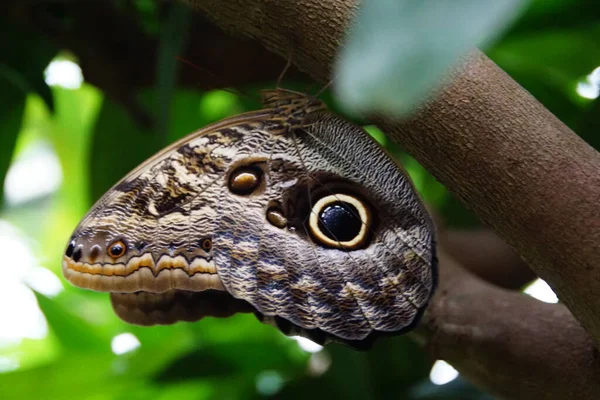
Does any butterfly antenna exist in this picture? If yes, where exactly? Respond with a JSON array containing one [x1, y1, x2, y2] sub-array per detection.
[[276, 53, 294, 89], [314, 78, 335, 98]]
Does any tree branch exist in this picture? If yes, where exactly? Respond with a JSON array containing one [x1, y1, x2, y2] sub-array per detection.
[[441, 229, 535, 290], [182, 0, 600, 349], [413, 248, 600, 400], [430, 207, 535, 290]]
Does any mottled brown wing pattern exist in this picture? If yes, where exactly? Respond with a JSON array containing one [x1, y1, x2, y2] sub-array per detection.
[[212, 112, 436, 342], [62, 89, 437, 349]]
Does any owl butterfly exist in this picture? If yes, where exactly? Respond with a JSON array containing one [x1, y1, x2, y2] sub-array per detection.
[[62, 86, 437, 350]]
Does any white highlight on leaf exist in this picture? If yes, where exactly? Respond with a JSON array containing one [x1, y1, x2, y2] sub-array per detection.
[[44, 59, 83, 89], [429, 360, 459, 385], [576, 66, 600, 99], [0, 221, 57, 347], [524, 278, 559, 304], [292, 335, 323, 353], [4, 141, 63, 206], [307, 351, 332, 377], [111, 332, 141, 355], [24, 267, 64, 298], [0, 356, 20, 373], [335, 0, 530, 116]]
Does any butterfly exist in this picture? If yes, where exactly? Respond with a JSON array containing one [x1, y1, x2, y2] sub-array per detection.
[[62, 87, 437, 350]]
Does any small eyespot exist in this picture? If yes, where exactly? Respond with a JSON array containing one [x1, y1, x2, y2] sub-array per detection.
[[135, 241, 147, 252], [266, 206, 287, 229], [200, 238, 212, 251], [89, 245, 101, 262], [228, 165, 263, 195], [72, 247, 82, 263], [65, 241, 75, 258], [108, 240, 127, 259], [308, 193, 372, 250]]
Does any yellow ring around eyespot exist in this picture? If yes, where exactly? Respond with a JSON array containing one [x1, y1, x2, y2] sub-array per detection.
[[308, 193, 372, 249], [108, 240, 127, 259]]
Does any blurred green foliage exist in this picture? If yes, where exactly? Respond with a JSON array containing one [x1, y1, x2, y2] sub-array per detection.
[[0, 0, 599, 399], [335, 0, 530, 116]]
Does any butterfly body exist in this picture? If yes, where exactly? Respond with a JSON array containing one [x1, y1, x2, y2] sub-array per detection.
[[63, 89, 437, 349]]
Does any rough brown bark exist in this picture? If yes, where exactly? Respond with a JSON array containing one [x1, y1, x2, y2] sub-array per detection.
[[182, 0, 600, 346], [441, 229, 535, 290]]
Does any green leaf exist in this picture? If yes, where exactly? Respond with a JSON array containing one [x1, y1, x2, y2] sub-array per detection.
[[490, 26, 600, 88], [334, 0, 530, 116], [366, 337, 433, 397], [34, 292, 110, 353], [0, 354, 123, 400], [407, 377, 495, 400], [154, 339, 306, 383], [508, 0, 600, 35], [90, 88, 237, 202], [155, 2, 191, 144], [0, 18, 57, 111], [90, 92, 163, 202], [0, 79, 25, 206], [280, 345, 374, 400], [153, 348, 237, 381], [576, 99, 600, 151]]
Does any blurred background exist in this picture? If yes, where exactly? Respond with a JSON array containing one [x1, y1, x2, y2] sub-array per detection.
[[0, 0, 597, 399]]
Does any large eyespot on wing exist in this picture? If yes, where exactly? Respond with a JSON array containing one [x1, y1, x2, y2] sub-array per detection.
[[212, 111, 437, 348], [61, 114, 271, 294], [307, 192, 373, 250], [300, 115, 437, 338]]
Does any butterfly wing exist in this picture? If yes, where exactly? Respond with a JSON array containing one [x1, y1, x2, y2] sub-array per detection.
[[63, 103, 436, 349]]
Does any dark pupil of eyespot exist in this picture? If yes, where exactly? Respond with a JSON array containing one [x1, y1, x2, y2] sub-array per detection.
[[66, 242, 75, 257], [72, 248, 82, 263], [317, 202, 362, 242], [111, 244, 123, 255]]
